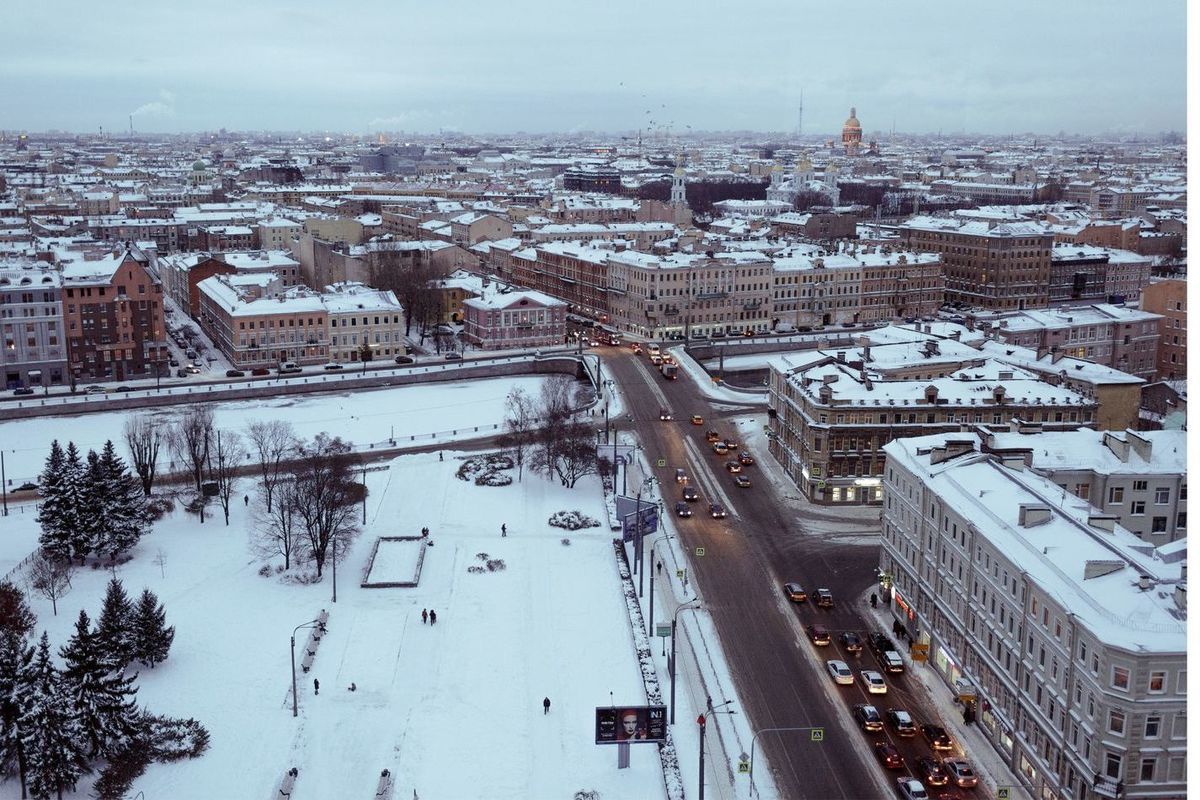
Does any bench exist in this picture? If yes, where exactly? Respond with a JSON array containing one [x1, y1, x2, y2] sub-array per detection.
[[317, 609, 329, 631], [300, 651, 315, 673], [374, 768, 393, 798], [278, 767, 298, 797]]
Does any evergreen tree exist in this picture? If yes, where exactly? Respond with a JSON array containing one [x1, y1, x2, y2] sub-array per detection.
[[131, 589, 175, 668], [60, 444, 90, 565], [35, 442, 71, 562], [95, 579, 135, 672], [21, 633, 86, 800], [95, 441, 150, 560], [0, 630, 34, 798], [80, 450, 107, 563], [0, 580, 36, 639], [59, 610, 140, 759]]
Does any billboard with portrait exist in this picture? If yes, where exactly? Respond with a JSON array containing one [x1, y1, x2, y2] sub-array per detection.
[[594, 705, 667, 744]]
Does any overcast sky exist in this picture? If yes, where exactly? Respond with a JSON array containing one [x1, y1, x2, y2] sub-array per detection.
[[0, 0, 1186, 136]]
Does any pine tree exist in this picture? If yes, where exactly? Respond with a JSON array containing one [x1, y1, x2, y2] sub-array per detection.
[[95, 441, 150, 560], [0, 630, 34, 798], [35, 442, 71, 562], [59, 610, 140, 759], [132, 589, 175, 668], [95, 579, 135, 672], [21, 633, 86, 800], [80, 450, 107, 564], [61, 443, 90, 565]]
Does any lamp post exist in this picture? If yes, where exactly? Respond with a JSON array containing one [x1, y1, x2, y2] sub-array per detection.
[[748, 726, 822, 798], [639, 493, 663, 598], [634, 476, 656, 580], [698, 700, 736, 800], [647, 533, 675, 631], [670, 599, 701, 724], [290, 618, 321, 717]]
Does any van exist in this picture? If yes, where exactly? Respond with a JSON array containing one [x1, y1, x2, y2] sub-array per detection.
[[278, 361, 302, 374], [646, 342, 661, 356], [881, 650, 905, 674]]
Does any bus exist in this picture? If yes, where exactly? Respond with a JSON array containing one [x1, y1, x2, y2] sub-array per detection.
[[597, 324, 621, 346]]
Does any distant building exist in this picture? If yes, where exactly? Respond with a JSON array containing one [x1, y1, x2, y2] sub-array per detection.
[[562, 166, 620, 193], [1139, 279, 1185, 381], [841, 108, 862, 156], [462, 290, 566, 350], [0, 264, 66, 388]]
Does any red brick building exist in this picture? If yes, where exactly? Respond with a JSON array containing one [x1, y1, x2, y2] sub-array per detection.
[[62, 248, 168, 380], [1140, 278, 1186, 381]]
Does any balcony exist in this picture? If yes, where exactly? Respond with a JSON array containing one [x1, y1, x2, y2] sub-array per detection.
[[696, 291, 728, 300]]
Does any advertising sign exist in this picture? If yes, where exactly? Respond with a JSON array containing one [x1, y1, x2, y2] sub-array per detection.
[[595, 705, 668, 744]]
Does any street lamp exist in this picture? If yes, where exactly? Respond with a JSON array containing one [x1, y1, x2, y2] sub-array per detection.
[[670, 599, 701, 724], [634, 476, 656, 581], [748, 726, 824, 798], [647, 532, 675, 632], [698, 700, 736, 800], [290, 618, 321, 717]]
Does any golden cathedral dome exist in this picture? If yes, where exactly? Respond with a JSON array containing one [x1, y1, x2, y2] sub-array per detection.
[[843, 107, 861, 129]]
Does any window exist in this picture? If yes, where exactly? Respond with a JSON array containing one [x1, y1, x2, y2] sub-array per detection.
[[1112, 666, 1130, 690], [1132, 501, 1146, 515], [1108, 709, 1126, 735], [1105, 752, 1122, 779], [1145, 715, 1161, 738], [1140, 758, 1155, 782], [1153, 487, 1170, 504], [1109, 487, 1124, 504], [1151, 517, 1167, 533], [1133, 480, 1148, 491], [1148, 671, 1167, 693]]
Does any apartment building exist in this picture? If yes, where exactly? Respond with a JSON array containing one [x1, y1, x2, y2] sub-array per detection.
[[513, 242, 613, 322], [879, 433, 1186, 800], [322, 282, 405, 363], [1138, 279, 1185, 381], [767, 337, 1096, 504], [976, 304, 1161, 381], [895, 217, 1055, 310], [528, 222, 675, 250], [1048, 243, 1155, 306], [157, 251, 302, 319], [257, 217, 303, 251], [196, 276, 328, 369], [61, 249, 168, 380], [0, 265, 66, 388], [462, 290, 566, 350], [86, 217, 187, 253]]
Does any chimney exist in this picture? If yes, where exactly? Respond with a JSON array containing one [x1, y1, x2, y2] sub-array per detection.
[[862, 344, 872, 362], [1036, 345, 1049, 360], [1174, 583, 1186, 611], [1138, 575, 1153, 591], [836, 351, 846, 362], [1018, 504, 1052, 527]]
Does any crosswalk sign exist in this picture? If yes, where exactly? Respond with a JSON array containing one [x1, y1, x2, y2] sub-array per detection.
[[810, 728, 824, 742]]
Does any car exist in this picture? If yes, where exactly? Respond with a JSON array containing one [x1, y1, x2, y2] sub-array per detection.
[[444, 352, 463, 361], [915, 757, 949, 788], [12, 387, 34, 395], [874, 742, 904, 770], [931, 790, 965, 800], [806, 624, 831, 646], [738, 451, 754, 465], [226, 369, 245, 377], [896, 777, 929, 800], [840, 631, 864, 653], [185, 365, 202, 374], [815, 588, 834, 607], [16, 482, 37, 492], [174, 368, 188, 377], [860, 670, 887, 694], [690, 415, 703, 425], [881, 650, 906, 673], [724, 461, 742, 473], [826, 660, 854, 685], [394, 355, 414, 364], [886, 708, 917, 737], [869, 632, 898, 655], [630, 344, 642, 354], [323, 362, 344, 371], [114, 386, 133, 393], [853, 703, 883, 732], [681, 486, 699, 501], [84, 385, 106, 394], [733, 474, 751, 488], [659, 408, 673, 421], [712, 442, 729, 455], [674, 501, 693, 518], [251, 367, 270, 376], [783, 582, 807, 602], [185, 349, 198, 359], [278, 361, 302, 374], [722, 437, 739, 449], [675, 468, 688, 484], [941, 758, 978, 789], [921, 724, 955, 751], [710, 330, 726, 338], [168, 358, 180, 367], [708, 503, 727, 519], [705, 430, 721, 442]]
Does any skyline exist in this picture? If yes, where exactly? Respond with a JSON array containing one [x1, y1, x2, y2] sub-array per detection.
[[0, 0, 1188, 136]]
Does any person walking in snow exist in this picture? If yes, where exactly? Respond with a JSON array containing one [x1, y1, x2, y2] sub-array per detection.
[[501, 523, 507, 537], [543, 697, 551, 714], [421, 526, 429, 538], [244, 494, 249, 506], [439, 451, 444, 461], [429, 609, 437, 625], [313, 678, 320, 695], [421, 609, 428, 625]]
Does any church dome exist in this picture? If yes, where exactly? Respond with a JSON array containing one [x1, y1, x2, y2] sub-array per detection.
[[192, 160, 208, 171], [843, 108, 861, 129]]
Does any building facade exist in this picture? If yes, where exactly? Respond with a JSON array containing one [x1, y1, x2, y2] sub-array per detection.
[[322, 282, 405, 363], [462, 290, 566, 350], [1138, 279, 1185, 381], [196, 276, 329, 369], [0, 265, 66, 388]]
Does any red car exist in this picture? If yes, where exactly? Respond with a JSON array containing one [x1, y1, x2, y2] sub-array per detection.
[[874, 741, 904, 769]]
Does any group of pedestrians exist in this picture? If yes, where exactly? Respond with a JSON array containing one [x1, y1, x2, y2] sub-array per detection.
[[421, 608, 437, 625]]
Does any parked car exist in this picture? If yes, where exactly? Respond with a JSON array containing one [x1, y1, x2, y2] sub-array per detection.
[[869, 632, 897, 655], [174, 368, 188, 378], [733, 475, 751, 488], [806, 624, 831, 646], [859, 670, 887, 694], [874, 742, 904, 770], [323, 362, 344, 371], [12, 387, 34, 395], [896, 777, 929, 800], [840, 631, 863, 653], [921, 724, 955, 751], [942, 758, 978, 788], [226, 369, 245, 377], [394, 355, 414, 364], [168, 358, 180, 367], [84, 385, 106, 394], [444, 352, 463, 361], [681, 486, 699, 501], [674, 501, 693, 518], [16, 482, 37, 492], [881, 650, 906, 673], [826, 660, 854, 685], [783, 582, 807, 602], [659, 408, 673, 421], [853, 703, 883, 732], [185, 365, 202, 374], [251, 367, 270, 376], [724, 461, 742, 473], [690, 414, 703, 425], [114, 386, 133, 393], [708, 503, 727, 519], [915, 757, 949, 787], [278, 361, 302, 374], [886, 708, 917, 737], [738, 451, 754, 465], [815, 588, 834, 607]]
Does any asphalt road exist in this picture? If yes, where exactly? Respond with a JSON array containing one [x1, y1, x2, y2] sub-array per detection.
[[603, 345, 964, 799]]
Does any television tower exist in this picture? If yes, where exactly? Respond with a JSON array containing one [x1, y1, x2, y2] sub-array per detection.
[[796, 90, 804, 139]]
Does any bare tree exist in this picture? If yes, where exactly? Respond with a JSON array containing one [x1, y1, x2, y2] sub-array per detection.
[[253, 481, 304, 570], [367, 250, 443, 338], [290, 434, 362, 577], [246, 420, 297, 513], [502, 387, 538, 481], [210, 429, 246, 526], [28, 552, 72, 617], [531, 418, 600, 488], [123, 414, 163, 496], [168, 404, 214, 493]]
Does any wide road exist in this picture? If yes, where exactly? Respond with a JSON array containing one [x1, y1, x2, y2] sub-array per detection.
[[604, 345, 955, 799]]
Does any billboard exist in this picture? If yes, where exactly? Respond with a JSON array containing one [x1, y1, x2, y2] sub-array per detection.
[[595, 705, 668, 744], [620, 505, 659, 541]]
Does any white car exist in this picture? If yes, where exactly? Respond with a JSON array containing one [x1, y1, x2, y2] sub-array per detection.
[[860, 670, 887, 694], [826, 660, 854, 685], [896, 777, 928, 800]]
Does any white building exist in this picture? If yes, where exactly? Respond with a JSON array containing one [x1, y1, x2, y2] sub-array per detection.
[[321, 282, 405, 363]]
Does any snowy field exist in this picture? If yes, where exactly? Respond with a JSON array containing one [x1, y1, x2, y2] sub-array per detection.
[[0, 375, 556, 485], [0, 449, 676, 799], [363, 537, 424, 585]]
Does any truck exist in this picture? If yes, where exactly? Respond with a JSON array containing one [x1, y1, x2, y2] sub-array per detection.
[[660, 362, 678, 380]]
